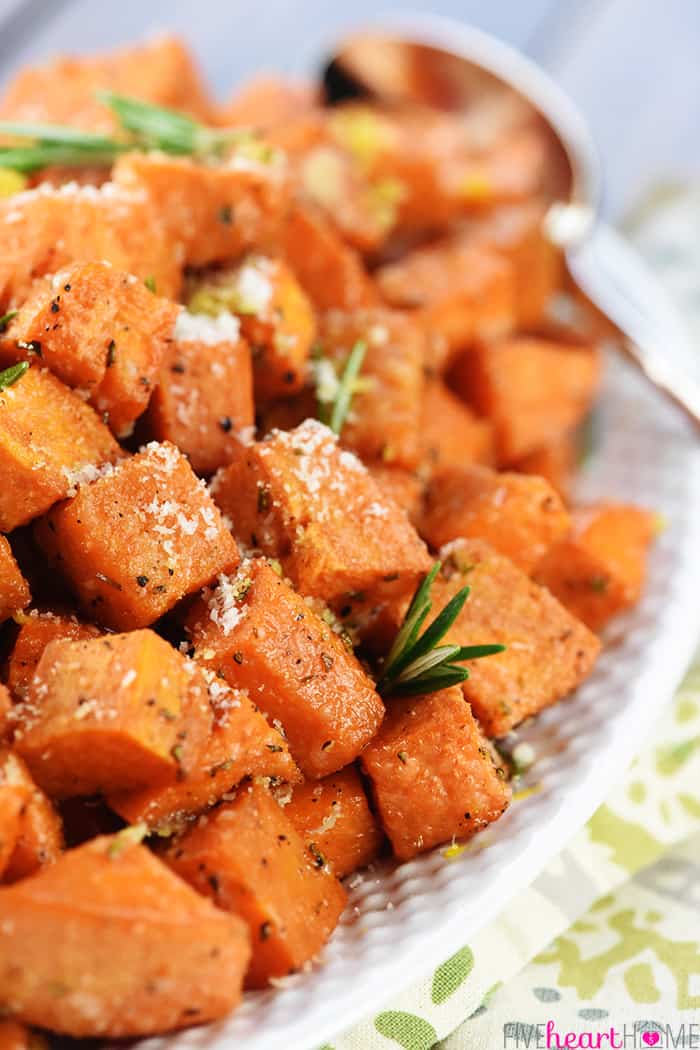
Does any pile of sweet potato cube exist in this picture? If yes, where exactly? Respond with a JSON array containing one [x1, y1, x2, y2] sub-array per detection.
[[0, 35, 657, 1042]]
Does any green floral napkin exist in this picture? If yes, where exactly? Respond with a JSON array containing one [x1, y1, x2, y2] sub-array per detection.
[[323, 656, 700, 1050]]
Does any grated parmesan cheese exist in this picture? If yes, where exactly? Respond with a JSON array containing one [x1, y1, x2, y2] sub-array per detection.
[[174, 309, 240, 346]]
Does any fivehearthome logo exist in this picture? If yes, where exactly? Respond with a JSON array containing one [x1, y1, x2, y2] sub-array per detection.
[[503, 1020, 700, 1048]]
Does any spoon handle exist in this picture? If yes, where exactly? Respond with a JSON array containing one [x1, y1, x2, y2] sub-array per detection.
[[569, 223, 700, 431]]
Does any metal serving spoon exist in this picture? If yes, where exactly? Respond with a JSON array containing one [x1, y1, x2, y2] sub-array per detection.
[[319, 14, 700, 429]]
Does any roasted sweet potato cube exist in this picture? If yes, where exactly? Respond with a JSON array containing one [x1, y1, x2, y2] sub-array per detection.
[[6, 609, 102, 703], [108, 676, 300, 832], [276, 200, 378, 310], [186, 558, 384, 778], [0, 35, 213, 130], [87, 277, 180, 439], [186, 255, 315, 401], [422, 540, 601, 736], [366, 464, 424, 526], [328, 104, 545, 234], [327, 103, 457, 233], [0, 365, 120, 532], [285, 766, 384, 877], [0, 751, 32, 877], [147, 312, 254, 475], [211, 420, 431, 605], [0, 1020, 47, 1048], [421, 465, 570, 572], [1, 752, 63, 883], [0, 262, 120, 395], [216, 75, 316, 130], [165, 782, 347, 987], [514, 430, 578, 503], [0, 686, 12, 744], [0, 183, 181, 309], [36, 441, 238, 630], [317, 308, 425, 468], [113, 150, 291, 269], [457, 203, 563, 328], [534, 504, 657, 632], [0, 833, 250, 1037], [361, 687, 510, 860], [0, 261, 180, 438], [450, 337, 601, 463], [0, 536, 30, 624], [295, 141, 403, 254], [376, 241, 515, 369], [420, 378, 494, 473], [13, 630, 213, 797]]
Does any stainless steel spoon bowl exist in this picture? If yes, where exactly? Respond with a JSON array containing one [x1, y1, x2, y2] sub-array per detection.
[[319, 14, 700, 429]]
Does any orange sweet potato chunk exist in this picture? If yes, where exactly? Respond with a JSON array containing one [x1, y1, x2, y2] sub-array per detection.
[[6, 609, 102, 703], [0, 365, 121, 532], [165, 782, 347, 987], [317, 307, 425, 469], [147, 315, 254, 475], [36, 441, 238, 630], [286, 766, 384, 877], [450, 337, 601, 464], [0, 537, 30, 624], [292, 134, 404, 254], [366, 464, 424, 526], [328, 103, 549, 232], [457, 202, 563, 329], [0, 183, 181, 309], [0, 751, 32, 877], [216, 75, 316, 130], [276, 199, 379, 310], [420, 377, 494, 473], [534, 504, 657, 632], [0, 262, 119, 395], [186, 255, 316, 402], [0, 686, 12, 744], [376, 240, 515, 370], [0, 833, 250, 1037], [211, 419, 431, 606], [186, 558, 384, 778], [0, 1020, 47, 1049], [0, 262, 180, 438], [361, 687, 510, 860], [13, 630, 212, 797], [1, 752, 63, 883], [421, 464, 570, 572], [514, 430, 578, 503], [414, 541, 601, 737], [113, 150, 291, 269], [0, 35, 213, 130], [109, 676, 299, 832]]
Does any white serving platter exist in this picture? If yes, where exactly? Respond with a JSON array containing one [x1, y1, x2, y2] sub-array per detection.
[[124, 222, 700, 1050]]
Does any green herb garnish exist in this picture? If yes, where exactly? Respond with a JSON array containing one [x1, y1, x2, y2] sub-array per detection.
[[315, 339, 367, 436], [0, 310, 17, 333], [377, 563, 505, 698], [107, 822, 148, 858], [0, 360, 29, 391], [0, 93, 255, 174]]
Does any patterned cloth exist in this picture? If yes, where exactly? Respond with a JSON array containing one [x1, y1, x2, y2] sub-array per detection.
[[326, 192, 700, 1050], [324, 658, 700, 1050]]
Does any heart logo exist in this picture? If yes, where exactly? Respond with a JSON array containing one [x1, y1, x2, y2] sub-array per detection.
[[642, 1033, 660, 1047]]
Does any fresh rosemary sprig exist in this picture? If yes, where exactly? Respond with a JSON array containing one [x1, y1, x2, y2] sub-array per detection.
[[315, 340, 367, 436], [0, 360, 29, 391], [0, 310, 18, 333], [377, 562, 505, 698], [96, 92, 249, 158], [0, 93, 253, 173]]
